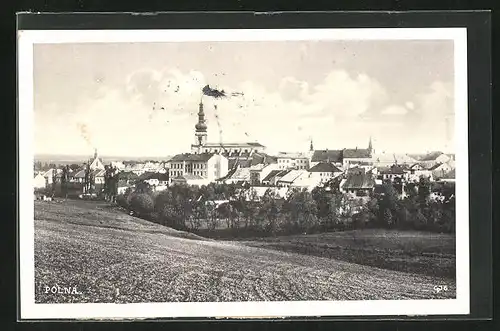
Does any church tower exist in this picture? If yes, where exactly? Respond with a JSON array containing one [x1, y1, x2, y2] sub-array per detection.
[[310, 139, 314, 152], [194, 99, 208, 149], [368, 136, 374, 155]]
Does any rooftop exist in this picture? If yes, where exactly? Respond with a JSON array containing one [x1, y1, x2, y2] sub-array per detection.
[[311, 150, 343, 163], [309, 162, 342, 173], [343, 148, 372, 159], [420, 151, 445, 161], [342, 173, 376, 190], [169, 153, 216, 162]]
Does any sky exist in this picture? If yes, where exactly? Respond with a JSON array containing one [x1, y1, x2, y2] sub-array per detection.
[[33, 40, 455, 157]]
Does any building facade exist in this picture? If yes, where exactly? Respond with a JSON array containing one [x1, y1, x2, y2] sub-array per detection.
[[276, 152, 310, 170], [167, 153, 229, 184]]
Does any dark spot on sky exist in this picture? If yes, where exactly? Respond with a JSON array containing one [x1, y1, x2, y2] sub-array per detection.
[[202, 85, 227, 98]]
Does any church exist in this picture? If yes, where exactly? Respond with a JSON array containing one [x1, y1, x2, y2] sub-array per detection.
[[191, 100, 266, 155], [190, 100, 271, 168]]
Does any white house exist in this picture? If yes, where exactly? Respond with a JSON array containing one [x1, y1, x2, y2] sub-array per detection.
[[34, 173, 46, 189], [308, 162, 343, 185], [249, 163, 280, 185], [431, 162, 455, 180], [419, 151, 452, 167], [275, 152, 310, 170], [377, 165, 410, 181], [408, 163, 434, 182], [276, 170, 307, 188], [168, 152, 229, 184]]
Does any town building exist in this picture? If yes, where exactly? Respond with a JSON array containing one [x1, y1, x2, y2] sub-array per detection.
[[377, 165, 410, 182], [308, 162, 343, 185], [372, 152, 417, 167], [220, 167, 251, 185], [34, 173, 46, 189], [309, 138, 373, 169], [276, 170, 306, 188], [249, 163, 280, 186], [276, 152, 310, 170], [408, 163, 434, 181], [167, 152, 229, 184], [89, 149, 105, 171], [340, 172, 376, 198], [262, 170, 290, 186], [430, 162, 455, 180], [190, 100, 266, 158], [418, 151, 453, 167], [309, 149, 343, 168]]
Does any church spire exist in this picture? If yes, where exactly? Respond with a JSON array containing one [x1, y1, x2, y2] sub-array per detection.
[[368, 136, 373, 154], [309, 138, 314, 152], [194, 99, 208, 147]]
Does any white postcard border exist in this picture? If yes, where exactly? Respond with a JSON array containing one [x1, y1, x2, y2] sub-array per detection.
[[18, 27, 469, 319]]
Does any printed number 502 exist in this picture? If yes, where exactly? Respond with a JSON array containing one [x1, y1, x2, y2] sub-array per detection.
[[434, 285, 448, 293]]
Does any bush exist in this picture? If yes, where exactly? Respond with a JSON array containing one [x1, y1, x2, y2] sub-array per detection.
[[129, 193, 154, 216]]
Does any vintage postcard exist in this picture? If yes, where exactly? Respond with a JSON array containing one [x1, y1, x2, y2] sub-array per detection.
[[18, 27, 469, 320]]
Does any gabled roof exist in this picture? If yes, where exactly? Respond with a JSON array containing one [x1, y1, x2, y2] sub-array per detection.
[[173, 174, 204, 181], [262, 170, 282, 183], [309, 162, 342, 173], [379, 165, 406, 175], [169, 153, 215, 162], [311, 150, 343, 163], [342, 173, 376, 190], [91, 169, 106, 177], [428, 163, 444, 171], [342, 148, 371, 159], [409, 163, 426, 170], [278, 170, 306, 183], [276, 152, 308, 159], [138, 171, 157, 181], [228, 168, 251, 181], [142, 172, 169, 181], [420, 151, 444, 161], [73, 169, 87, 178], [247, 142, 265, 147]]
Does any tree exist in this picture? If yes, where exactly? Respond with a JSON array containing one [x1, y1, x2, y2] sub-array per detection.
[[417, 176, 431, 205], [129, 193, 154, 217], [69, 163, 80, 171], [383, 208, 394, 227], [60, 165, 70, 199]]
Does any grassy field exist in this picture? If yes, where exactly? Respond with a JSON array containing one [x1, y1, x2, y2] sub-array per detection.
[[238, 229, 456, 279], [34, 199, 456, 303]]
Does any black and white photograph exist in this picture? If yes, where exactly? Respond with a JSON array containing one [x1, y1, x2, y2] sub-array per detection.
[[18, 27, 469, 319]]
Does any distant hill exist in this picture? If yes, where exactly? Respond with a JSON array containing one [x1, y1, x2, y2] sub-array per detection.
[[35, 154, 173, 164]]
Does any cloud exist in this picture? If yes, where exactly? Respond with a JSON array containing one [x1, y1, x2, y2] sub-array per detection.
[[36, 68, 404, 156], [381, 105, 408, 115], [405, 101, 415, 110]]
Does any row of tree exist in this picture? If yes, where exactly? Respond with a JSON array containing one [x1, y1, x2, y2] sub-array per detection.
[[116, 177, 455, 238]]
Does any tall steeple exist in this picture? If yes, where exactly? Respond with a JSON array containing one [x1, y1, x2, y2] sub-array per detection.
[[309, 139, 314, 152], [93, 148, 98, 160], [368, 136, 373, 153], [194, 98, 208, 147]]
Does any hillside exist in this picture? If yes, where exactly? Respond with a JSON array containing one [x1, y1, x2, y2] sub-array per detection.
[[34, 200, 456, 303]]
